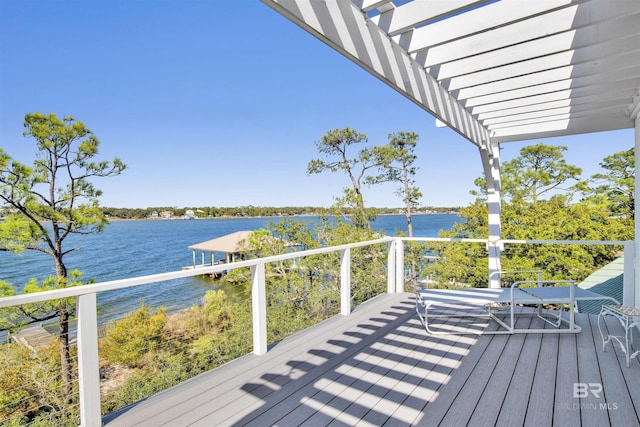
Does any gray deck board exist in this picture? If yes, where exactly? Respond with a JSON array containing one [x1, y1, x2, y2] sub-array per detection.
[[467, 314, 533, 427], [524, 321, 559, 426], [437, 332, 510, 426], [555, 315, 581, 427], [576, 311, 610, 427], [413, 317, 501, 426], [494, 316, 544, 427], [596, 315, 640, 427], [103, 293, 640, 427]]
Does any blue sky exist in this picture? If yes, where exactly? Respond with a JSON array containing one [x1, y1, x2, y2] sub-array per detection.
[[0, 1, 634, 209]]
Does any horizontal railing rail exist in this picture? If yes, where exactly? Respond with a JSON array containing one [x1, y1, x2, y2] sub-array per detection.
[[0, 237, 396, 308]]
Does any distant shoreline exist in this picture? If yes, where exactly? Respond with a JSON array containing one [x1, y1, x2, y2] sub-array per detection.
[[106, 211, 461, 222]]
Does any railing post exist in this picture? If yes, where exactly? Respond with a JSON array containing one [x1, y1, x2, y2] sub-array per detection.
[[76, 293, 101, 427], [634, 108, 640, 308], [387, 240, 396, 293], [251, 263, 267, 355], [624, 242, 635, 306], [395, 239, 404, 293], [487, 240, 503, 288], [537, 270, 542, 287], [340, 248, 351, 315]]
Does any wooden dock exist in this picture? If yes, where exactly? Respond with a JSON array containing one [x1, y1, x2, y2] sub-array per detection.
[[10, 325, 54, 356], [103, 293, 640, 426]]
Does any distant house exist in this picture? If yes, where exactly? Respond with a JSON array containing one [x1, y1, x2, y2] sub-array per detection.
[[184, 209, 196, 219], [160, 211, 172, 219], [576, 257, 623, 314], [149, 211, 159, 218]]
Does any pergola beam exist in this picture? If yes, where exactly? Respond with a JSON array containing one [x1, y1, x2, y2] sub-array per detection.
[[412, 1, 639, 64], [444, 39, 640, 93], [476, 94, 634, 122], [370, 0, 484, 35], [486, 104, 632, 131], [463, 76, 640, 109], [431, 14, 640, 81], [470, 84, 640, 118], [404, 0, 577, 50], [493, 113, 634, 143], [457, 63, 640, 102]]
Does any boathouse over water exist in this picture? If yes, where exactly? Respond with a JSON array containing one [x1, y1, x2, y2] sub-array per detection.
[[186, 230, 253, 271]]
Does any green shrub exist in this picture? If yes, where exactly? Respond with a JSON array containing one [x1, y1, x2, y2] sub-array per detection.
[[102, 352, 194, 411], [100, 302, 167, 368], [185, 290, 235, 337]]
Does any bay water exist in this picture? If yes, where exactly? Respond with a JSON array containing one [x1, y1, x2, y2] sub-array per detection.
[[0, 214, 460, 325]]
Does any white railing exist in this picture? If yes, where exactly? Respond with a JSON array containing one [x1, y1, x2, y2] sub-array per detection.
[[0, 236, 398, 427], [0, 236, 634, 426]]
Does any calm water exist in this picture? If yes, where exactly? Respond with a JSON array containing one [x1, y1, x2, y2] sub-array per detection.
[[0, 214, 460, 324]]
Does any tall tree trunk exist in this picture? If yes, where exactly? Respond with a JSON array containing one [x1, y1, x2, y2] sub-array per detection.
[[403, 165, 417, 287], [58, 307, 73, 402], [55, 248, 73, 401]]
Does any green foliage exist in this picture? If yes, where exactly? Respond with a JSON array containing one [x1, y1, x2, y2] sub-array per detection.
[[0, 281, 16, 331], [0, 343, 34, 420], [217, 215, 388, 344], [200, 289, 232, 329], [1, 112, 126, 398], [0, 339, 79, 426], [424, 240, 489, 287], [184, 290, 235, 337], [586, 146, 634, 220], [395, 235, 431, 292], [443, 200, 488, 239], [258, 219, 343, 330], [0, 113, 126, 265], [189, 299, 253, 368], [103, 353, 194, 412], [0, 272, 83, 334], [433, 198, 627, 287], [308, 127, 389, 228], [0, 270, 83, 332], [307, 127, 369, 174], [431, 143, 632, 288], [501, 143, 586, 203], [101, 302, 168, 368], [0, 214, 43, 253], [367, 132, 422, 232]]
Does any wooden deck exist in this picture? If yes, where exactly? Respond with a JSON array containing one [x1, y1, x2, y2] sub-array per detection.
[[103, 293, 640, 426], [10, 325, 54, 356]]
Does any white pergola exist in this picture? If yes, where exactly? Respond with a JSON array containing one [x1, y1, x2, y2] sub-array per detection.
[[262, 0, 640, 299]]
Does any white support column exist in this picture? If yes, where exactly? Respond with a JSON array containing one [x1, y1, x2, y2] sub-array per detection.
[[340, 248, 351, 315], [480, 139, 503, 288], [387, 240, 396, 293], [395, 239, 405, 293], [76, 293, 101, 427], [631, 91, 640, 308], [251, 263, 267, 355], [624, 243, 635, 306]]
